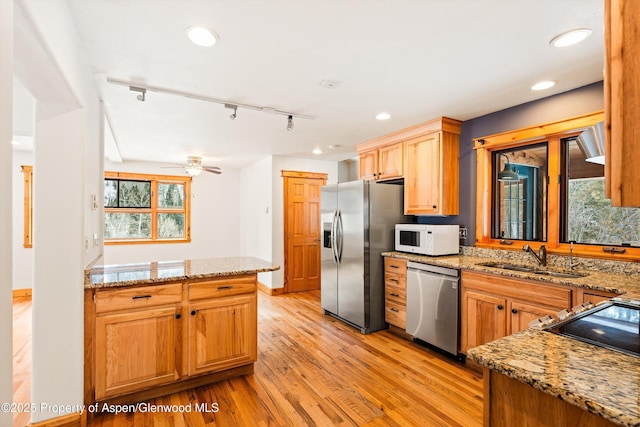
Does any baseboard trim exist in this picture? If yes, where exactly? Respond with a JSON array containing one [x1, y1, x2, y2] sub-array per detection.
[[257, 282, 284, 296], [29, 411, 84, 427], [13, 288, 32, 298]]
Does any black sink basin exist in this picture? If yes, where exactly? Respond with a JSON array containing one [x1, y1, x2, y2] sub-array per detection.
[[478, 261, 588, 278]]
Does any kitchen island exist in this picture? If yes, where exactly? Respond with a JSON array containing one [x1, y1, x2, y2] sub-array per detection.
[[84, 257, 279, 408]]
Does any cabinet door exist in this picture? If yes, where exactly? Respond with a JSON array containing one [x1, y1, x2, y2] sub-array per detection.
[[95, 306, 180, 400], [188, 294, 257, 376], [358, 151, 378, 180], [378, 143, 403, 180], [574, 288, 619, 306], [404, 133, 441, 215], [461, 290, 507, 354], [508, 301, 559, 335]]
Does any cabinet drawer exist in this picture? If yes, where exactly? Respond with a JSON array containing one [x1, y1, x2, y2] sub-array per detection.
[[385, 257, 407, 275], [385, 302, 406, 329], [95, 283, 182, 313], [385, 272, 406, 288], [189, 274, 257, 301], [385, 285, 406, 305]]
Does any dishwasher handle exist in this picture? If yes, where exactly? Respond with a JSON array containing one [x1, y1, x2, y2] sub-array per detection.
[[407, 261, 459, 278]]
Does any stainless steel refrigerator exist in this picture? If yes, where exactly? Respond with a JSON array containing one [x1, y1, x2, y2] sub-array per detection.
[[321, 180, 406, 334]]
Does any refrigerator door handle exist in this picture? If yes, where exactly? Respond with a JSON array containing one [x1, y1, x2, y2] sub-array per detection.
[[331, 209, 339, 264], [336, 209, 344, 263]]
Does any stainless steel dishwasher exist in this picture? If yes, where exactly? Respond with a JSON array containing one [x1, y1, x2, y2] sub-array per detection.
[[406, 262, 460, 357]]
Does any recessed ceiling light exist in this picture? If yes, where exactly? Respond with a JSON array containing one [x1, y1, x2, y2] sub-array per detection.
[[531, 80, 557, 91], [376, 113, 391, 120], [312, 148, 323, 155], [550, 28, 592, 48], [186, 27, 218, 47]]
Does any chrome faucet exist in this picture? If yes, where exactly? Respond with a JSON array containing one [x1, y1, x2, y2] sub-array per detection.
[[523, 244, 547, 267]]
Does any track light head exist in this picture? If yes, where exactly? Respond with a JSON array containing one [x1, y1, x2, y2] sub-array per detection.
[[129, 86, 146, 102], [287, 115, 294, 132], [225, 103, 237, 120]]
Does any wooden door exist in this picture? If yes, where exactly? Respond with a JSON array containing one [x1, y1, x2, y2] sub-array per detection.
[[282, 171, 327, 293], [95, 306, 180, 400], [404, 132, 441, 214], [187, 294, 257, 376], [460, 289, 506, 353]]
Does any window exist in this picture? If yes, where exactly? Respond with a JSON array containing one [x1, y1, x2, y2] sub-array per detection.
[[104, 172, 191, 244], [475, 111, 640, 261]]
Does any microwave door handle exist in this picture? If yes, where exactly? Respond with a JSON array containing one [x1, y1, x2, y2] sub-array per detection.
[[337, 210, 344, 263]]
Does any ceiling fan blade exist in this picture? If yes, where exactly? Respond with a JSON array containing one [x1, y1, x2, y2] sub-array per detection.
[[203, 167, 222, 174]]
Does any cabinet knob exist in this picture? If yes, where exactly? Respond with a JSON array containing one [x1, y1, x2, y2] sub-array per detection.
[[432, 205, 437, 209], [175, 314, 181, 319], [191, 310, 196, 316], [497, 304, 503, 310], [511, 309, 518, 314]]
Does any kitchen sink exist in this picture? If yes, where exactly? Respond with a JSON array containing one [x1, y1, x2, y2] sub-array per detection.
[[478, 261, 587, 278]]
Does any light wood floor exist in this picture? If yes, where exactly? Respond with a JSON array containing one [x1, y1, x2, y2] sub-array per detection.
[[13, 291, 483, 426]]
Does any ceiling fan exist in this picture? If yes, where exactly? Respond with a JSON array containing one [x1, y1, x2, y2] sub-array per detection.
[[163, 156, 222, 176]]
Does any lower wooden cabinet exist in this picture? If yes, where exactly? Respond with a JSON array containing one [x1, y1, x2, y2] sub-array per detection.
[[95, 306, 181, 400], [384, 257, 407, 329], [188, 294, 257, 376], [461, 270, 572, 354], [86, 274, 258, 404]]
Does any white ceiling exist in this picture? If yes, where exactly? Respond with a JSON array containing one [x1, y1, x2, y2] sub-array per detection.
[[18, 0, 606, 169]]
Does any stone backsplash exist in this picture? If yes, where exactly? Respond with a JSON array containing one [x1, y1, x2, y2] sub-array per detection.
[[462, 246, 640, 276]]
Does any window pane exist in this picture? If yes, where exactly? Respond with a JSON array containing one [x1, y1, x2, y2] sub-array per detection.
[[565, 138, 640, 246], [492, 144, 548, 241], [158, 213, 185, 238], [104, 213, 151, 239], [118, 180, 151, 208], [158, 183, 184, 208], [104, 180, 118, 207]]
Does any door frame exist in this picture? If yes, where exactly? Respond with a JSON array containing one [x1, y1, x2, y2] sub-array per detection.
[[282, 170, 328, 294]]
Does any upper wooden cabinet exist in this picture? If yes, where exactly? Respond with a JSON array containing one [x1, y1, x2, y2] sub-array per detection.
[[358, 142, 403, 181], [356, 117, 461, 216], [605, 0, 640, 207]]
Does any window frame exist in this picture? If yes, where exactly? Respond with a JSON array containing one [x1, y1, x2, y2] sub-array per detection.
[[104, 171, 191, 245], [474, 110, 640, 261], [22, 165, 33, 248]]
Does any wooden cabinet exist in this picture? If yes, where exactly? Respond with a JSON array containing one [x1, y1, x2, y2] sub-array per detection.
[[460, 270, 572, 353], [86, 274, 258, 404], [605, 0, 640, 207], [404, 119, 461, 215], [95, 306, 181, 400], [572, 287, 620, 306], [384, 257, 407, 329], [358, 142, 403, 181], [187, 276, 257, 376], [356, 117, 461, 215]]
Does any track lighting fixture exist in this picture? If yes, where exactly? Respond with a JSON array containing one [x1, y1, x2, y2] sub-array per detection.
[[129, 86, 146, 102], [225, 103, 237, 120], [287, 115, 294, 132]]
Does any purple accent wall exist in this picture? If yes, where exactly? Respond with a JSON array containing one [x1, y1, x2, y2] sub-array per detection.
[[417, 81, 604, 246]]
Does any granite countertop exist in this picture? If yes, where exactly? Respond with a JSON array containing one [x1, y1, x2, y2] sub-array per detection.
[[467, 329, 640, 427], [85, 256, 280, 289], [382, 251, 640, 295]]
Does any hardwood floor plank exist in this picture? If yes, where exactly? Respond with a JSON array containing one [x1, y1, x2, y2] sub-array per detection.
[[14, 291, 483, 426]]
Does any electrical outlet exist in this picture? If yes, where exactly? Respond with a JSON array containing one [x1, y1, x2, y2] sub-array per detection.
[[459, 227, 468, 239]]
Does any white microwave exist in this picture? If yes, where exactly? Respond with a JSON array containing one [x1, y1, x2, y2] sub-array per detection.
[[395, 224, 459, 256]]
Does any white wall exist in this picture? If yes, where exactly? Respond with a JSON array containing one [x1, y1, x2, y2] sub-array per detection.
[[269, 156, 338, 288], [0, 1, 14, 424], [12, 150, 33, 290], [239, 156, 274, 286], [15, 0, 103, 422], [103, 160, 242, 264]]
